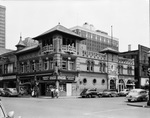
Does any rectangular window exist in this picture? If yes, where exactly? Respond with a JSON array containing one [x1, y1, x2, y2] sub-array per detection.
[[24, 63, 27, 73], [4, 64, 8, 74], [62, 60, 67, 70], [49, 60, 54, 69], [36, 61, 40, 71], [44, 60, 49, 70], [20, 64, 24, 73], [31, 63, 35, 72], [0, 65, 2, 74], [8, 63, 14, 73], [69, 61, 75, 70]]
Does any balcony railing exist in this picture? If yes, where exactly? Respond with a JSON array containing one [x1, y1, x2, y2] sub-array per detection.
[[42, 45, 76, 54], [61, 45, 76, 54], [42, 45, 54, 53]]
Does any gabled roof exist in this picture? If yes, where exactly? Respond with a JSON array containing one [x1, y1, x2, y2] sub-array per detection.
[[0, 48, 14, 55], [33, 24, 85, 40], [15, 44, 39, 54], [100, 47, 119, 54]]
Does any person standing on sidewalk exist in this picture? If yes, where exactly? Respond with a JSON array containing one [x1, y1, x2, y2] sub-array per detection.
[[51, 87, 55, 98], [55, 87, 59, 98]]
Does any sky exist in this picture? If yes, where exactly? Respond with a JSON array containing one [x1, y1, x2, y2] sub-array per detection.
[[0, 0, 149, 52]]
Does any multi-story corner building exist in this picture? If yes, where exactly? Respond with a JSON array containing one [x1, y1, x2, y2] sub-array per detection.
[[70, 23, 119, 52], [0, 24, 134, 96], [0, 5, 6, 49], [119, 44, 150, 89]]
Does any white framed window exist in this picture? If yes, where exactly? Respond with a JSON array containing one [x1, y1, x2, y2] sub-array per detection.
[[44, 60, 49, 70], [69, 61, 74, 70], [62, 60, 67, 70], [49, 60, 54, 69]]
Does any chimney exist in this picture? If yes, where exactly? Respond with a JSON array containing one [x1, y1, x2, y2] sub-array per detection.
[[128, 44, 131, 51]]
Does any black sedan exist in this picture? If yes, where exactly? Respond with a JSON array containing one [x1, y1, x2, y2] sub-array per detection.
[[80, 88, 102, 98], [102, 89, 118, 97]]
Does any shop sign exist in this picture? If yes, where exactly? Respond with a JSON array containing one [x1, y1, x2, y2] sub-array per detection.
[[42, 76, 50, 80], [50, 76, 56, 80], [3, 75, 16, 80], [67, 76, 75, 80], [58, 76, 66, 80]]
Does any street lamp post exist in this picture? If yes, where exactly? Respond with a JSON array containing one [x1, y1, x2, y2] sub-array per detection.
[[147, 51, 150, 106]]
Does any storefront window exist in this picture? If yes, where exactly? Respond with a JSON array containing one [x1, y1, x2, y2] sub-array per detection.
[[110, 79, 116, 89]]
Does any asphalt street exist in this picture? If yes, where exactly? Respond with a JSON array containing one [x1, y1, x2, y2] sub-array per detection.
[[1, 96, 150, 118]]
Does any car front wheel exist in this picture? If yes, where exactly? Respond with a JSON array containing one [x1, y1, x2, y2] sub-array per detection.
[[128, 99, 131, 102]]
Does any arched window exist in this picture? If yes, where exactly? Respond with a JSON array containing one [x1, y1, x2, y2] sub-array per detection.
[[91, 61, 94, 71], [103, 63, 106, 72], [99, 63, 102, 72], [110, 79, 116, 89], [87, 61, 90, 71]]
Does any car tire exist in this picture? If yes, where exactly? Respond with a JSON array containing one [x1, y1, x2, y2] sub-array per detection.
[[98, 94, 102, 98], [128, 99, 131, 102], [109, 94, 112, 97]]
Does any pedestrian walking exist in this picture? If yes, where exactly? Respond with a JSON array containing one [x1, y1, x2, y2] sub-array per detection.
[[51, 87, 55, 98], [55, 87, 59, 98]]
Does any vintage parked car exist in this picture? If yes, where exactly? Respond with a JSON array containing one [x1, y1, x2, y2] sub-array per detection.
[[0, 88, 4, 96], [118, 89, 130, 96], [126, 89, 148, 102], [80, 88, 102, 98], [102, 89, 118, 97], [2, 88, 19, 97]]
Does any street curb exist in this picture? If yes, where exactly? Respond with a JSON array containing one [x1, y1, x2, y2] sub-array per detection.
[[127, 103, 150, 108]]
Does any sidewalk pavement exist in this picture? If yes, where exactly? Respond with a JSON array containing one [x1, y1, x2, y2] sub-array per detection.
[[127, 101, 150, 108], [39, 96, 80, 99]]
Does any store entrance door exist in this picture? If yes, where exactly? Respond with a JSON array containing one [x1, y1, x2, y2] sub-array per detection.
[[66, 83, 72, 96], [40, 83, 45, 96]]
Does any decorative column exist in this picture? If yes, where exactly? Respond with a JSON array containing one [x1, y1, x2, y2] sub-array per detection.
[[53, 34, 62, 89]]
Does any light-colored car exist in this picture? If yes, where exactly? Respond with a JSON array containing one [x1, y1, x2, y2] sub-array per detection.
[[126, 89, 148, 102], [102, 89, 118, 97], [3, 88, 19, 97], [0, 98, 15, 118], [118, 89, 130, 96]]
